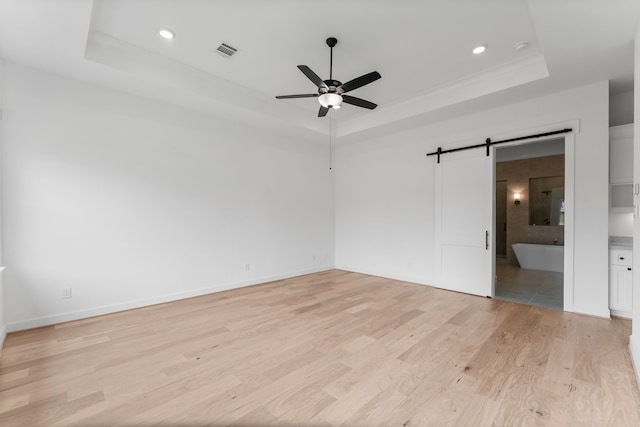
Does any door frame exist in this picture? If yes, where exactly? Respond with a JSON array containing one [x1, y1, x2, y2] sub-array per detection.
[[489, 128, 575, 311]]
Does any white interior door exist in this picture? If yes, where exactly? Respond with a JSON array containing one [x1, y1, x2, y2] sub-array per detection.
[[434, 147, 493, 297]]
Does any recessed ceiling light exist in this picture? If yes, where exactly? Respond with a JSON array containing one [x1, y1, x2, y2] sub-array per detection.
[[158, 28, 175, 40], [472, 44, 487, 55]]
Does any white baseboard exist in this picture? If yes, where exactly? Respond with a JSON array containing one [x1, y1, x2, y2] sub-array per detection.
[[630, 335, 640, 389], [570, 304, 611, 319], [0, 324, 6, 356], [334, 264, 431, 287], [610, 309, 632, 319], [6, 266, 333, 332], [0, 266, 5, 354], [337, 266, 615, 318]]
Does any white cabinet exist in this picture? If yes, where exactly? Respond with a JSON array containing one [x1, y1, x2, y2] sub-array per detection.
[[610, 124, 634, 184], [611, 184, 633, 209], [609, 124, 634, 209], [609, 248, 633, 317]]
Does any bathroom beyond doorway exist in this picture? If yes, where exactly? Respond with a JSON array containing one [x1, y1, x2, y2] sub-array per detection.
[[494, 139, 565, 310]]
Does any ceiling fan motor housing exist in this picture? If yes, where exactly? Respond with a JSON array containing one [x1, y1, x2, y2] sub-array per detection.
[[320, 80, 343, 95]]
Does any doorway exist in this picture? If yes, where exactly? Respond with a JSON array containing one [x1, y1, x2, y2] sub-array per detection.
[[493, 138, 565, 310]]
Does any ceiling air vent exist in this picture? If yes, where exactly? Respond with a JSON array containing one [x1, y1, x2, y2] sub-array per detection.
[[215, 42, 239, 59]]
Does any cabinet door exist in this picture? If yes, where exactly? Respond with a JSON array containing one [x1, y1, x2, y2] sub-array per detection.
[[610, 264, 633, 313], [611, 184, 633, 209], [609, 125, 634, 184]]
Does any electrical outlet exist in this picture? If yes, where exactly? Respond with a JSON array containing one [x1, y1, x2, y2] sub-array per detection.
[[244, 263, 250, 272], [63, 288, 72, 299]]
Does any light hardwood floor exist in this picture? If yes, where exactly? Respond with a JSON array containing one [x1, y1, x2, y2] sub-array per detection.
[[1, 269, 639, 426]]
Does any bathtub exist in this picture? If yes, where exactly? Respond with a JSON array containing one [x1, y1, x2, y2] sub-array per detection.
[[512, 243, 564, 272]]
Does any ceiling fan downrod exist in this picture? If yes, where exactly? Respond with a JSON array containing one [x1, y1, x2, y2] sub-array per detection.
[[327, 37, 337, 80]]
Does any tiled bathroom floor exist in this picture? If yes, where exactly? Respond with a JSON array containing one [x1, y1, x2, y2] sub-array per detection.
[[495, 258, 563, 310]]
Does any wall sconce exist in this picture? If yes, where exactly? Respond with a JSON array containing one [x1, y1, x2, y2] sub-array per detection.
[[514, 193, 521, 205]]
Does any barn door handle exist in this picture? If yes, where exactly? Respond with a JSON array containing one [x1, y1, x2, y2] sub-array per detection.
[[485, 230, 489, 250]]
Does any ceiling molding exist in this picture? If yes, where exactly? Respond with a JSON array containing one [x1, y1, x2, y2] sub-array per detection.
[[86, 30, 550, 141], [85, 31, 329, 138], [337, 54, 549, 138], [3, 0, 635, 144]]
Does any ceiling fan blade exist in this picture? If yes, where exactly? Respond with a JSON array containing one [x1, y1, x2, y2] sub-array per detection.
[[342, 95, 377, 110], [340, 71, 381, 93], [298, 65, 328, 89], [275, 94, 318, 99], [318, 106, 329, 117]]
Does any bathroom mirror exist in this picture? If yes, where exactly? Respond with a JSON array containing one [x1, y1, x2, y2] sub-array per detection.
[[529, 176, 565, 226]]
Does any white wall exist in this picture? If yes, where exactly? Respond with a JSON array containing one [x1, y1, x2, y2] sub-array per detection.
[[1, 62, 334, 331], [0, 58, 5, 349], [335, 81, 610, 318], [631, 22, 640, 386]]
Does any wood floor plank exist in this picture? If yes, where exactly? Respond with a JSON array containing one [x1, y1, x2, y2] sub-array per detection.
[[1, 270, 639, 426]]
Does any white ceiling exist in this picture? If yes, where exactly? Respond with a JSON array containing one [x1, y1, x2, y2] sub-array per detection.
[[1, 0, 639, 143]]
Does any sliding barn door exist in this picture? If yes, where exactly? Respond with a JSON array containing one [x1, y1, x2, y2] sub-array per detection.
[[434, 148, 493, 297]]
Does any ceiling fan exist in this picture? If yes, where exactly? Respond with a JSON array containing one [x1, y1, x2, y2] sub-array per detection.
[[276, 37, 381, 117]]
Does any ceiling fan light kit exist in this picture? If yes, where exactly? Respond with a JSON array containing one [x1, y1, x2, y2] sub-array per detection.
[[318, 93, 342, 109], [276, 37, 381, 117]]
